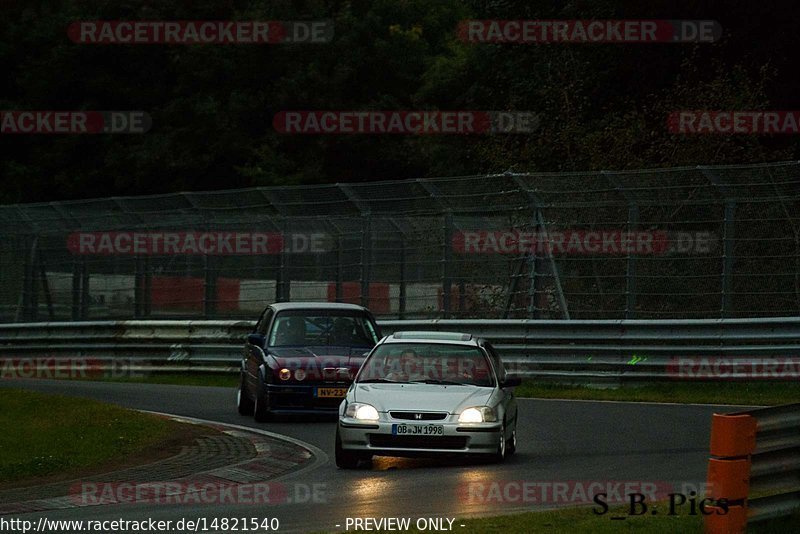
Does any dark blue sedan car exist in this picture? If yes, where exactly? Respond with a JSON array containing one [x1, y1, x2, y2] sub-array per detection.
[[237, 302, 380, 421]]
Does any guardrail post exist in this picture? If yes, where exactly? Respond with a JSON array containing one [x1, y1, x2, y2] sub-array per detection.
[[705, 413, 757, 533]]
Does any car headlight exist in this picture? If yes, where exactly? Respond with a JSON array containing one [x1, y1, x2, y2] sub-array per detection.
[[345, 402, 379, 421], [278, 368, 291, 381], [458, 406, 497, 423]]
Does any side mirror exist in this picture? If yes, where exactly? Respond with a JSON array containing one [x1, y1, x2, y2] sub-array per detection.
[[247, 333, 266, 349], [502, 376, 522, 388]]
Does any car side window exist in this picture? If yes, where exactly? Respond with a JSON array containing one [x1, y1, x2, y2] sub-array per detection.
[[256, 308, 274, 336], [485, 343, 506, 382]]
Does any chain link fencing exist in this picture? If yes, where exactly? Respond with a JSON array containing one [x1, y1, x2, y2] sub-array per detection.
[[1, 161, 799, 322]]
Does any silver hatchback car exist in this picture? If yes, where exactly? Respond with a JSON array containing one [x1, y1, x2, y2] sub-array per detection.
[[335, 331, 520, 468]]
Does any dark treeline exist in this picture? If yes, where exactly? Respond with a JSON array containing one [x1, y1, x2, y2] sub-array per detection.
[[2, 0, 800, 203]]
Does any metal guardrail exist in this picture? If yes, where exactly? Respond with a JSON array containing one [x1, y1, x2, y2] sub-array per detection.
[[1, 317, 799, 382], [705, 403, 800, 531]]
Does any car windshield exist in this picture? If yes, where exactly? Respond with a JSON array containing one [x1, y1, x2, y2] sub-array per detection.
[[357, 343, 495, 387], [268, 311, 379, 348]]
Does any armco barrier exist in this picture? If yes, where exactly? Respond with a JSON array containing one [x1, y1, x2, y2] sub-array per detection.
[[705, 403, 800, 532], [1, 317, 800, 381]]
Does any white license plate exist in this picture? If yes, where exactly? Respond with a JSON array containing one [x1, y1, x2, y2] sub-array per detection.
[[392, 423, 444, 436]]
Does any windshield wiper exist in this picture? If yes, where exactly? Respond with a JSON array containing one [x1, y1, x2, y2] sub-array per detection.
[[359, 378, 401, 383], [408, 379, 467, 386]]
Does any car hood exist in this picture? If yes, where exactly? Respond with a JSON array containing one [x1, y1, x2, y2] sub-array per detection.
[[352, 383, 494, 413], [268, 346, 368, 378]]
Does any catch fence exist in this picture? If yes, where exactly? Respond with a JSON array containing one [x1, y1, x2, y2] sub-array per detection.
[[1, 161, 799, 322]]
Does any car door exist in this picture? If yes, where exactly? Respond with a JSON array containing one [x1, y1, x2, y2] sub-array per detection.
[[246, 306, 274, 392], [485, 342, 517, 426]]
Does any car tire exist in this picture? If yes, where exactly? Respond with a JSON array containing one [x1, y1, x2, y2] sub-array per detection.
[[491, 423, 507, 463], [253, 376, 273, 422], [237, 371, 255, 416], [506, 424, 517, 457], [335, 427, 360, 469]]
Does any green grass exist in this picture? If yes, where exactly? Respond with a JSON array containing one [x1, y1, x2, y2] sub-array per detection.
[[0, 389, 194, 484], [515, 381, 800, 406]]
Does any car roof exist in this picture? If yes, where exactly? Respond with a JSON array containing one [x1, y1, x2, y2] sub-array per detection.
[[269, 301, 370, 313], [382, 331, 481, 346]]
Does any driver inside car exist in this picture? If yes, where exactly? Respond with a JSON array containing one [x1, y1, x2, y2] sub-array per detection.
[[331, 317, 357, 345], [275, 316, 306, 346], [385, 349, 426, 382]]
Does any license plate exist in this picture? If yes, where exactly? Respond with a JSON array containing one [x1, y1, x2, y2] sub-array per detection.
[[316, 387, 347, 398], [392, 423, 444, 436]]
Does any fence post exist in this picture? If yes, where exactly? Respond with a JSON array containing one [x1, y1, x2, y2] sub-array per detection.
[[721, 202, 736, 318], [625, 204, 639, 319], [604, 171, 638, 319], [361, 213, 372, 308], [20, 237, 38, 321], [276, 219, 289, 302], [134, 256, 146, 318], [72, 260, 82, 320], [442, 211, 453, 317], [203, 254, 217, 318], [38, 259, 54, 320], [335, 233, 343, 302], [80, 260, 90, 319], [398, 232, 407, 319], [699, 167, 736, 319]]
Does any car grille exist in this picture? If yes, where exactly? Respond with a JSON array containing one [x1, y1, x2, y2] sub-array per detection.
[[369, 435, 467, 450], [390, 411, 448, 421]]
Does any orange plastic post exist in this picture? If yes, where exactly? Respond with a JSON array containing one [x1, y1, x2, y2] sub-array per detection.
[[704, 504, 747, 534], [706, 458, 751, 500], [709, 414, 757, 457]]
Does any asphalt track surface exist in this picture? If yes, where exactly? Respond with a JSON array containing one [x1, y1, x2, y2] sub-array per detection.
[[0, 379, 745, 533]]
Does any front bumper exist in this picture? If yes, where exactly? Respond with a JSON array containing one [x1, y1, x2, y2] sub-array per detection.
[[266, 383, 348, 413], [338, 416, 502, 457]]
